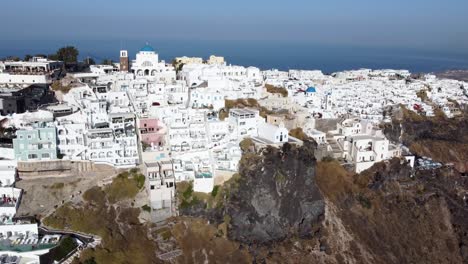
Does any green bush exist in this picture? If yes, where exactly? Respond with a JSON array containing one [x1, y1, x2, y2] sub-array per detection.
[[211, 185, 220, 197], [182, 183, 194, 200], [52, 236, 78, 261], [141, 204, 151, 212], [133, 173, 146, 189]]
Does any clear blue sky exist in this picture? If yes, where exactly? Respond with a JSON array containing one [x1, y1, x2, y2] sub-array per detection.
[[2, 0, 468, 52]]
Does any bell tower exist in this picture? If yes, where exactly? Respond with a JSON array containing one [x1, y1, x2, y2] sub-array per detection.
[[120, 50, 129, 72]]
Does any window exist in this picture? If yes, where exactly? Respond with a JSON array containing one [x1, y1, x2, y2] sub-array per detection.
[[27, 135, 32, 139], [240, 122, 246, 126], [28, 154, 38, 159], [41, 153, 50, 158], [150, 185, 155, 190]]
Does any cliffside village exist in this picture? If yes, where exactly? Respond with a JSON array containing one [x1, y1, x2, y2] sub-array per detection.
[[0, 44, 467, 262]]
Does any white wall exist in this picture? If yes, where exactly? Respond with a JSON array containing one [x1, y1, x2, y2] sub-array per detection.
[[0, 223, 38, 237]]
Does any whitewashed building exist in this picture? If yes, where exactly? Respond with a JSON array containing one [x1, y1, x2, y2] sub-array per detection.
[[131, 44, 176, 83], [257, 122, 289, 144], [227, 108, 260, 140]]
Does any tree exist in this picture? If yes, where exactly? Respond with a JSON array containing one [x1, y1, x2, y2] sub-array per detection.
[[55, 46, 79, 63], [6, 56, 20, 61], [101, 59, 113, 65], [48, 54, 59, 61], [24, 54, 33, 61]]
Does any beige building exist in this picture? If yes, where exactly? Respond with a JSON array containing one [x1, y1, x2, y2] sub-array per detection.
[[260, 94, 293, 112], [175, 56, 203, 64], [207, 55, 225, 65]]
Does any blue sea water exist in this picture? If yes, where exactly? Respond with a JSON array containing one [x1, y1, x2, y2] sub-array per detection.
[[1, 39, 468, 73]]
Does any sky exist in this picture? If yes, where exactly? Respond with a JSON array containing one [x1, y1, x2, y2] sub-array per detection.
[[2, 0, 468, 52]]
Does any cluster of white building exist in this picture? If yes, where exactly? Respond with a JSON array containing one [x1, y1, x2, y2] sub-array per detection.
[[2, 44, 467, 222], [264, 68, 467, 120]]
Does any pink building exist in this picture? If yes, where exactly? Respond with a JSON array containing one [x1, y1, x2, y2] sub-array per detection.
[[139, 118, 165, 147]]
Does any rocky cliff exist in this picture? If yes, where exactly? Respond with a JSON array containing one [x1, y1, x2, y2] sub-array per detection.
[[384, 106, 468, 171], [174, 118, 468, 263], [223, 141, 325, 245]]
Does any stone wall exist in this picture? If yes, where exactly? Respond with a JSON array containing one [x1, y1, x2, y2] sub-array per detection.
[[17, 160, 97, 179]]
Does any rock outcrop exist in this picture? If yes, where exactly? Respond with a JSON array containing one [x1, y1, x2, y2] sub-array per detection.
[[223, 141, 325, 244]]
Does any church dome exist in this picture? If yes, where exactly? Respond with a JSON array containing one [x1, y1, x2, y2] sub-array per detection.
[[306, 87, 316, 93], [140, 44, 155, 52]]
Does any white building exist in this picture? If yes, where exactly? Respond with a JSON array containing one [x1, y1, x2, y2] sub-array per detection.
[[0, 57, 63, 88], [131, 44, 176, 83], [227, 108, 260, 140], [56, 122, 86, 160], [257, 122, 289, 144], [332, 118, 401, 173], [144, 161, 175, 211], [306, 128, 327, 144], [0, 160, 17, 187], [194, 171, 214, 193]]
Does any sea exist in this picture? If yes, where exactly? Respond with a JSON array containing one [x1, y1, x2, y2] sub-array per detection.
[[1, 39, 468, 73]]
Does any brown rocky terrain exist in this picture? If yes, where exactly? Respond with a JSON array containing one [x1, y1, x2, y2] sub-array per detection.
[[383, 106, 468, 170], [174, 124, 468, 263]]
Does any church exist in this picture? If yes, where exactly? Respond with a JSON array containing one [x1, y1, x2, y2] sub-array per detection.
[[122, 44, 176, 83]]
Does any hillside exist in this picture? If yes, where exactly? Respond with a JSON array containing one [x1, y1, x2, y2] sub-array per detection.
[[175, 138, 468, 263]]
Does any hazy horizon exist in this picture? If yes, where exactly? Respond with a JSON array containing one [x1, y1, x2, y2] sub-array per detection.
[[3, 0, 468, 50], [2, 0, 468, 72]]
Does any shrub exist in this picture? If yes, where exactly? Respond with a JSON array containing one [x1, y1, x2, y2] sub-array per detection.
[[105, 172, 140, 203], [289, 127, 309, 141], [265, 84, 288, 97], [211, 185, 220, 197], [51, 236, 78, 261], [181, 183, 194, 200], [239, 138, 254, 152], [141, 204, 151, 212], [83, 186, 106, 205], [133, 173, 146, 189], [51, 80, 71, 94]]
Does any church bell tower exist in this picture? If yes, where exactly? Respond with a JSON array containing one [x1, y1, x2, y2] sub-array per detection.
[[120, 50, 129, 72]]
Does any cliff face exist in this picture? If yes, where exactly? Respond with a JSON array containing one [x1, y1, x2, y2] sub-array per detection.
[[384, 107, 468, 168], [223, 141, 325, 244], [318, 159, 468, 264]]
